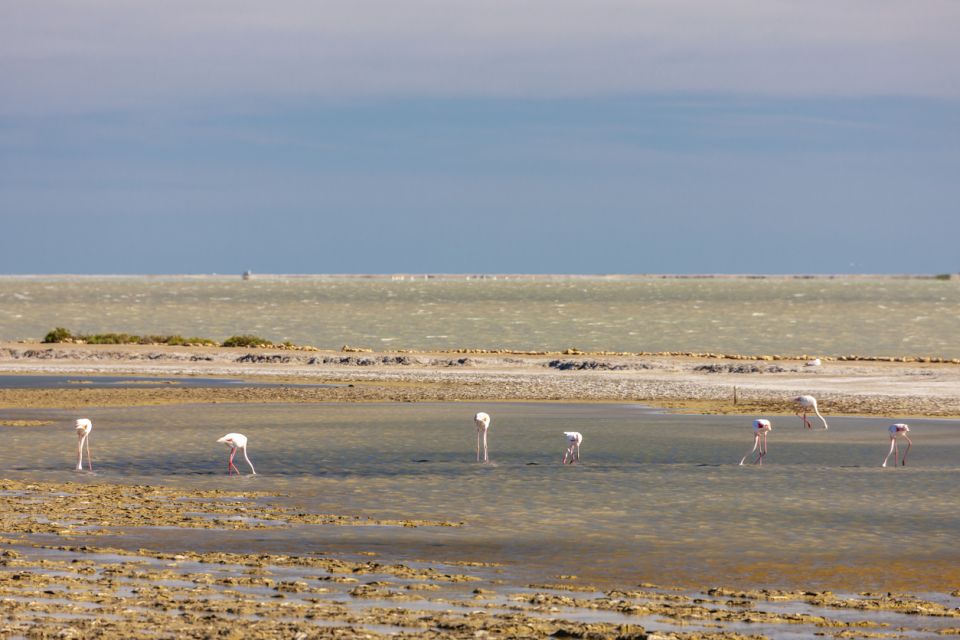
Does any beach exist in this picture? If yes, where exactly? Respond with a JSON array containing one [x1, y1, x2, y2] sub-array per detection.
[[2, 342, 959, 638]]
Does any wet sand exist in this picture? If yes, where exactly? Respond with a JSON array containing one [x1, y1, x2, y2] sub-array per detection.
[[2, 343, 960, 637], [2, 479, 959, 639]]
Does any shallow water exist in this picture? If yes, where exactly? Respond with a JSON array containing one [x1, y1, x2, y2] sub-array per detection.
[[2, 402, 958, 592], [0, 374, 332, 389], [0, 374, 336, 389], [2, 275, 959, 357]]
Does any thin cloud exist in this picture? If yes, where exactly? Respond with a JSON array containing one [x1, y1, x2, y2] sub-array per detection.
[[2, 0, 959, 114]]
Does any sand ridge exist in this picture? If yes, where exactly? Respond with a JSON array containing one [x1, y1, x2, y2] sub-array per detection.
[[1, 342, 959, 418]]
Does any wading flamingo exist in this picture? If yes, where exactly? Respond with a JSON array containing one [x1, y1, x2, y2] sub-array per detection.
[[739, 419, 772, 466], [217, 433, 256, 475], [562, 432, 583, 464], [474, 412, 491, 462], [794, 395, 828, 430], [882, 423, 911, 468], [75, 419, 93, 471]]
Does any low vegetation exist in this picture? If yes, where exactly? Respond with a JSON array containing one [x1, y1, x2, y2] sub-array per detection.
[[44, 327, 219, 347], [39, 329, 315, 350], [221, 335, 274, 348]]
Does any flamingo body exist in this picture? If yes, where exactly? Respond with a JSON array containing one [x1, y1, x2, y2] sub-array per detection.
[[217, 433, 257, 475], [882, 423, 911, 468], [562, 431, 583, 464], [75, 418, 93, 471], [739, 419, 772, 466], [794, 395, 828, 430], [474, 412, 491, 462]]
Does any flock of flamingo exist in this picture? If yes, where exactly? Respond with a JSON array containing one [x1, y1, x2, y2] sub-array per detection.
[[738, 395, 911, 467], [70, 394, 912, 474]]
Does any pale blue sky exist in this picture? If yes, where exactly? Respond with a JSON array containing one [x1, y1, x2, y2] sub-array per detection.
[[2, 1, 958, 274]]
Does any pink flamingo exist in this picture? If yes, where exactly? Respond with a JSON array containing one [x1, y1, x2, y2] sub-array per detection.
[[739, 419, 772, 466], [794, 395, 828, 429], [75, 419, 93, 471], [562, 432, 583, 464], [217, 433, 257, 475], [474, 412, 491, 462], [882, 423, 911, 467]]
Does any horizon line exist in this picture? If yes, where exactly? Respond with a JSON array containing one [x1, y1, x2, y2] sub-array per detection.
[[0, 272, 957, 279]]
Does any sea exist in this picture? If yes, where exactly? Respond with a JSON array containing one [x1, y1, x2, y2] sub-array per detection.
[[0, 274, 958, 357]]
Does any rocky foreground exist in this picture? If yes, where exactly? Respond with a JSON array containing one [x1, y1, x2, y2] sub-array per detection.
[[1, 342, 959, 418], [2, 479, 959, 639]]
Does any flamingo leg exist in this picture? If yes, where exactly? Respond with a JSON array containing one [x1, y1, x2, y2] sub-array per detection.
[[758, 432, 767, 465], [901, 435, 911, 466], [882, 437, 897, 467], [228, 447, 239, 475], [575, 443, 580, 463], [85, 434, 92, 471], [76, 435, 85, 471], [482, 430, 488, 462], [740, 435, 760, 466], [476, 430, 481, 462]]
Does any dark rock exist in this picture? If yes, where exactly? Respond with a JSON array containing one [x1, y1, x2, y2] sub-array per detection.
[[236, 354, 291, 364], [546, 359, 652, 371]]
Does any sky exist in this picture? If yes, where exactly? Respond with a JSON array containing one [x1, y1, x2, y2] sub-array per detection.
[[1, 1, 958, 275]]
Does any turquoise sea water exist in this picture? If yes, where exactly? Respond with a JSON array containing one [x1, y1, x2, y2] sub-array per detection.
[[1, 275, 959, 357]]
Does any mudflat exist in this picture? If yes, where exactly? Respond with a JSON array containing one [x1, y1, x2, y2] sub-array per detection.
[[2, 479, 959, 639], [1, 341, 959, 418]]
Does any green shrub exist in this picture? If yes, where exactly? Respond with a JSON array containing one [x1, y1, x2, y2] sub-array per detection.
[[166, 335, 217, 346], [83, 333, 141, 344], [41, 328, 220, 346], [222, 335, 273, 348], [43, 327, 74, 343]]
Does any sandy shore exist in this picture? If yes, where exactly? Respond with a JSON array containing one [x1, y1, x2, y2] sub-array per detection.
[[2, 341, 959, 418]]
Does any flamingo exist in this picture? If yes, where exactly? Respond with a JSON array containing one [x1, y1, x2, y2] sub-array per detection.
[[217, 433, 256, 475], [474, 412, 491, 462], [562, 431, 583, 464], [75, 419, 93, 471], [739, 419, 772, 466], [882, 423, 911, 468], [794, 395, 828, 429]]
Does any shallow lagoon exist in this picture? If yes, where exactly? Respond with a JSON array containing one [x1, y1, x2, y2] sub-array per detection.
[[2, 402, 958, 593]]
